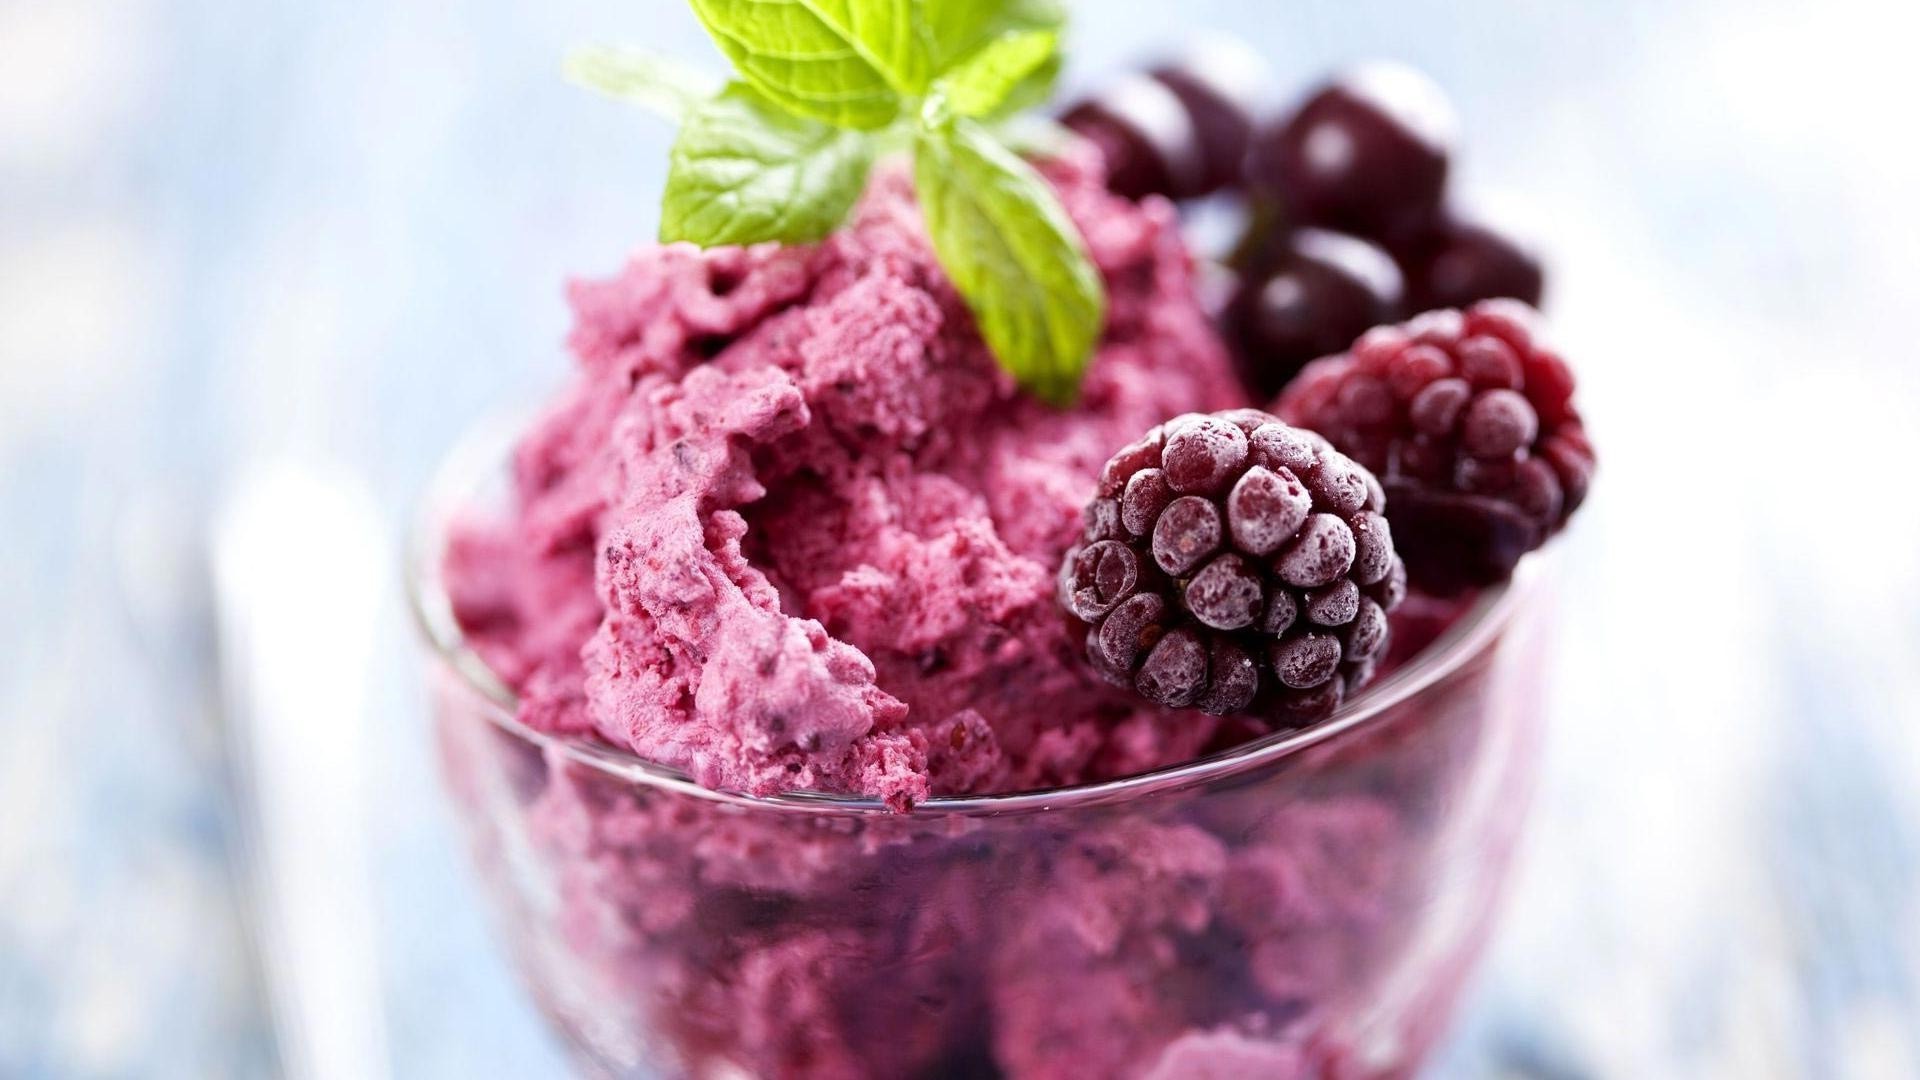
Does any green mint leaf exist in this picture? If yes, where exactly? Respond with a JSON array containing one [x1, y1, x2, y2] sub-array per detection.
[[913, 117, 1104, 405], [987, 49, 1061, 117], [936, 28, 1059, 118], [662, 84, 877, 246], [564, 46, 722, 121], [687, 0, 922, 129], [915, 0, 1064, 73]]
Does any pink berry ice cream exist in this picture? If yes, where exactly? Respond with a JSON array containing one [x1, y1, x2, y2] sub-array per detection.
[[445, 151, 1245, 809], [430, 136, 1567, 1079]]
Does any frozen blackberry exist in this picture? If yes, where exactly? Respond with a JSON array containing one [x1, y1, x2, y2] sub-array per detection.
[[1061, 411, 1405, 724], [1276, 301, 1594, 591]]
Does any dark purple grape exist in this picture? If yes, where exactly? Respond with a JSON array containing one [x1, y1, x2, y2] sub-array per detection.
[[1398, 211, 1546, 312], [1248, 62, 1457, 237], [1149, 36, 1270, 196], [1225, 228, 1403, 398], [1061, 74, 1205, 201]]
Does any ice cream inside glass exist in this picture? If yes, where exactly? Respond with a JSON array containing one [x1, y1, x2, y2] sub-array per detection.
[[413, 154, 1559, 1078]]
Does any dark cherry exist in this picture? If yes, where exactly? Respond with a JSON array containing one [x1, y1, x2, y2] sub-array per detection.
[[1224, 228, 1404, 398], [1148, 37, 1270, 196], [1397, 211, 1546, 312], [1248, 62, 1457, 238], [1061, 74, 1206, 201]]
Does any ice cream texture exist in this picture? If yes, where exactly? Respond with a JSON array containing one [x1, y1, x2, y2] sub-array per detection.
[[428, 40, 1565, 1075], [446, 152, 1248, 808]]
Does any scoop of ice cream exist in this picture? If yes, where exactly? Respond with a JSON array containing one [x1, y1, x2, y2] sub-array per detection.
[[431, 520, 1536, 1080], [987, 821, 1229, 1078], [447, 151, 1245, 807]]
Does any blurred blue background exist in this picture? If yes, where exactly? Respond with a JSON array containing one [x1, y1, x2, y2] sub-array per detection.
[[4, 0, 1919, 1076]]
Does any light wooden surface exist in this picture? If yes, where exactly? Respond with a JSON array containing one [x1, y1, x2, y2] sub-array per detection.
[[4, 0, 1919, 1076]]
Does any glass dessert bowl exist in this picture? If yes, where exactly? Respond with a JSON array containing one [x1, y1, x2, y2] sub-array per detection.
[[411, 11, 1599, 1073], [409, 426, 1557, 1080]]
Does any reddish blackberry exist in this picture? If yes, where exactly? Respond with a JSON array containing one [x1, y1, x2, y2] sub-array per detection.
[[1060, 411, 1405, 724], [1276, 301, 1594, 592]]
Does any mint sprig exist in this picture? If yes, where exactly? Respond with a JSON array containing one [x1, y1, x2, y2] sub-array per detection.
[[564, 47, 720, 121], [937, 28, 1060, 119], [664, 84, 877, 246], [915, 115, 1102, 405], [568, 0, 1105, 404], [687, 0, 923, 129]]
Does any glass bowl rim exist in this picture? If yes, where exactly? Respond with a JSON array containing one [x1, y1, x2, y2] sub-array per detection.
[[408, 414, 1536, 819]]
